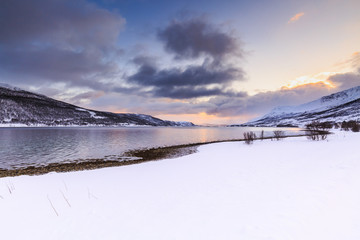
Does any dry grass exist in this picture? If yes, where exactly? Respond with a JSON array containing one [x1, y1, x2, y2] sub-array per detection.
[[47, 195, 59, 217]]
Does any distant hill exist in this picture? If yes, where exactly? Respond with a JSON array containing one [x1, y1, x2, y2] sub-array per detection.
[[0, 84, 194, 127], [235, 86, 360, 127]]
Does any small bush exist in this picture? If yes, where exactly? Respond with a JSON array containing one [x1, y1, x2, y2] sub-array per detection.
[[259, 130, 265, 140], [319, 121, 333, 130], [305, 121, 330, 141], [243, 131, 256, 144], [306, 121, 333, 131], [341, 121, 350, 131], [352, 123, 360, 132], [273, 130, 284, 140], [340, 120, 360, 132], [306, 130, 329, 141]]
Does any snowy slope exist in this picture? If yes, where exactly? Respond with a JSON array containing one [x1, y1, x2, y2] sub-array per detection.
[[0, 84, 194, 127], [1, 131, 360, 240], [269, 86, 360, 116], [243, 86, 360, 127]]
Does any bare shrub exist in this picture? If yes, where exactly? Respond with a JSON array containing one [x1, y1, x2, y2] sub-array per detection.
[[273, 130, 284, 140], [259, 130, 265, 140], [318, 121, 333, 130], [340, 120, 360, 132], [341, 121, 350, 131], [352, 124, 360, 132], [243, 131, 256, 144], [305, 121, 330, 141], [306, 121, 333, 131]]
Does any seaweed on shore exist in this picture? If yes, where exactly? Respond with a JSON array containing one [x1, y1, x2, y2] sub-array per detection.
[[0, 144, 199, 178]]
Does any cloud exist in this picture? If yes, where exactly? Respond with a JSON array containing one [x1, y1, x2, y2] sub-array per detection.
[[0, 0, 125, 48], [328, 69, 360, 91], [126, 18, 245, 99], [203, 67, 360, 119], [350, 52, 360, 68], [69, 91, 105, 105], [326, 53, 360, 90], [127, 57, 245, 99], [127, 57, 244, 99], [288, 12, 305, 24], [205, 82, 334, 117], [88, 67, 360, 124], [0, 0, 125, 89], [0, 47, 119, 87], [157, 17, 241, 60], [93, 81, 333, 121], [0, 3, 247, 115], [192, 70, 360, 119], [84, 48, 360, 124]]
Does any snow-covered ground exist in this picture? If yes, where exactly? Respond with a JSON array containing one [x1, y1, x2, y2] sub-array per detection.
[[1, 131, 360, 240]]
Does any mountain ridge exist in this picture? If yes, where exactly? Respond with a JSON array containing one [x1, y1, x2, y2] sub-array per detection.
[[0, 84, 194, 127], [238, 85, 360, 127]]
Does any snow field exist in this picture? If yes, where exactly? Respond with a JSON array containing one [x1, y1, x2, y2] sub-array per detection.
[[1, 131, 360, 240]]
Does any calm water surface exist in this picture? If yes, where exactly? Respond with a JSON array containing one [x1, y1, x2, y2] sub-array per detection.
[[0, 127, 301, 169]]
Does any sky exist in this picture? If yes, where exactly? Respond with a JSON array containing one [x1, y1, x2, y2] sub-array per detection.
[[1, 0, 360, 124]]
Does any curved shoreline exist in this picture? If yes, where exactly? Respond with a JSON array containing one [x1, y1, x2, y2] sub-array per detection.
[[0, 134, 307, 178]]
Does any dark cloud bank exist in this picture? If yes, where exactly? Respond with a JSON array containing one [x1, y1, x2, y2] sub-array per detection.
[[127, 18, 245, 99], [128, 56, 245, 99], [157, 18, 241, 60], [0, 0, 124, 89]]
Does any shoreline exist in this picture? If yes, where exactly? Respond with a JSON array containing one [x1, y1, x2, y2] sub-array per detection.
[[0, 133, 307, 178]]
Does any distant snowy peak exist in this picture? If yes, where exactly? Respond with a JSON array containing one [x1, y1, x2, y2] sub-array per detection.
[[320, 85, 360, 104], [267, 86, 360, 117], [243, 85, 360, 127], [120, 114, 194, 127]]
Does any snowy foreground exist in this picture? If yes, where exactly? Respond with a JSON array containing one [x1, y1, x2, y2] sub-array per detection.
[[1, 131, 360, 240]]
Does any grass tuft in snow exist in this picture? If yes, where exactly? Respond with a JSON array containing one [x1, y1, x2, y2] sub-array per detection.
[[47, 195, 59, 217]]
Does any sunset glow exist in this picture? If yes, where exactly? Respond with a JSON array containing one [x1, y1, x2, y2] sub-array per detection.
[[156, 112, 256, 125], [284, 72, 339, 89], [288, 12, 305, 24]]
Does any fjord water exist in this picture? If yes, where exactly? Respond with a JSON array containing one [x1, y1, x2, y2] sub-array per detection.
[[0, 127, 301, 170]]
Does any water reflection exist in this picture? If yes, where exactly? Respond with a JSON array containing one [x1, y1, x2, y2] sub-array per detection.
[[0, 127, 300, 169]]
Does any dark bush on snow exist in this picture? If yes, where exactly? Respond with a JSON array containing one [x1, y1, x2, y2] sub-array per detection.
[[341, 121, 360, 132], [273, 130, 284, 140], [305, 121, 331, 141], [259, 130, 265, 140], [243, 131, 256, 144]]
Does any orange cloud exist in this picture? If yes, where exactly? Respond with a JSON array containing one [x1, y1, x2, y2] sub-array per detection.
[[288, 12, 305, 24], [284, 72, 337, 89]]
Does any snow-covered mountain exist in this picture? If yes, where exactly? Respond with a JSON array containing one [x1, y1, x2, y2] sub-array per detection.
[[241, 86, 360, 127], [0, 84, 194, 127]]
